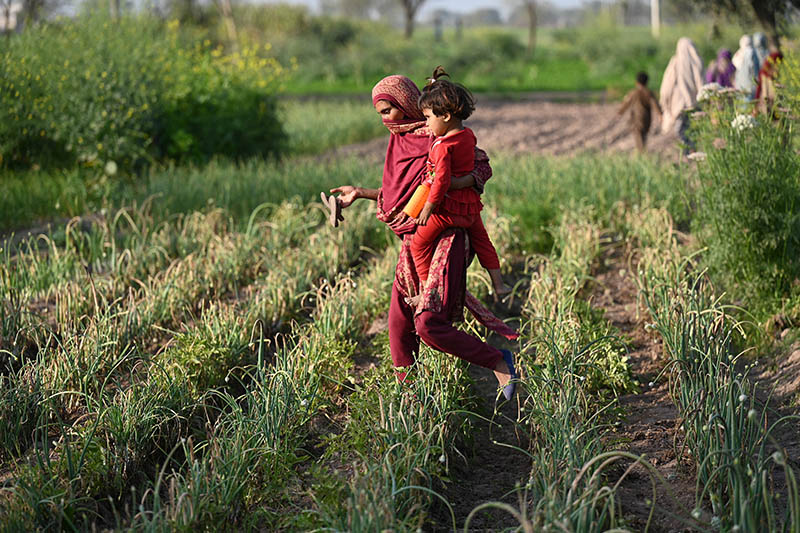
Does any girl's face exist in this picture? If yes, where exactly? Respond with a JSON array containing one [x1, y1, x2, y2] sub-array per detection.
[[422, 107, 451, 137], [374, 100, 405, 122]]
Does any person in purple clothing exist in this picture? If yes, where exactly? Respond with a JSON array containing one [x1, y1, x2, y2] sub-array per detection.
[[705, 48, 736, 87]]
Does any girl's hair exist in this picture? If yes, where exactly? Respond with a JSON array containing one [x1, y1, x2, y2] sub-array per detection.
[[418, 66, 475, 120]]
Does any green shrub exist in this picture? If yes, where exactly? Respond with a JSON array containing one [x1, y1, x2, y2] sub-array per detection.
[[691, 80, 800, 311], [0, 15, 286, 171]]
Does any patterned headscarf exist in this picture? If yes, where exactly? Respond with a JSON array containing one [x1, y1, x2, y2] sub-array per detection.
[[372, 75, 426, 134], [371, 75, 432, 235]]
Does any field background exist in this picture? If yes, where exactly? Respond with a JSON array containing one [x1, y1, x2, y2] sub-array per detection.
[[2, 1, 800, 531]]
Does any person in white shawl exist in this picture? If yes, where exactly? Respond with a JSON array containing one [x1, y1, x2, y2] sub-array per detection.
[[659, 37, 704, 144], [733, 34, 759, 99]]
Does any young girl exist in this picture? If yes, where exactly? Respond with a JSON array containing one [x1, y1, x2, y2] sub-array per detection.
[[406, 67, 510, 297]]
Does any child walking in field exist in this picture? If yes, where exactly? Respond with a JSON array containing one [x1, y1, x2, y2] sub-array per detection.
[[617, 71, 663, 152], [405, 67, 510, 297]]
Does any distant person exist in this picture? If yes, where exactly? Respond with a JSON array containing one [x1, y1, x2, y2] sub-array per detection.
[[705, 48, 735, 87], [659, 37, 704, 151], [753, 32, 769, 70], [733, 35, 759, 99], [404, 66, 511, 298], [617, 71, 663, 152], [756, 51, 783, 118]]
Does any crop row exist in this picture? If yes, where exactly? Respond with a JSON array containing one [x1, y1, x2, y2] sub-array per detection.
[[0, 196, 390, 528], [634, 207, 800, 531]]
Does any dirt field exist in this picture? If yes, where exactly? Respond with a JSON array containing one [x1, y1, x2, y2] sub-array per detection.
[[328, 99, 682, 162]]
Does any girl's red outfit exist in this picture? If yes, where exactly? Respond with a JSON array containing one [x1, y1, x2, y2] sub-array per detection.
[[411, 127, 501, 283]]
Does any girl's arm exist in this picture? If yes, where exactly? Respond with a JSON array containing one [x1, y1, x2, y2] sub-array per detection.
[[330, 186, 379, 208]]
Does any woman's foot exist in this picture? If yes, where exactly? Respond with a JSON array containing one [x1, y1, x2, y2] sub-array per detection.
[[493, 349, 517, 400]]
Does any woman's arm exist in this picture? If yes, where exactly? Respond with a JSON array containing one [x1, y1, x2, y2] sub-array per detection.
[[330, 186, 379, 208], [449, 174, 476, 190], [471, 147, 492, 194]]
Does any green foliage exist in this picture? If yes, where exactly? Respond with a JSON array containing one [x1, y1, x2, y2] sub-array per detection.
[[691, 83, 800, 312], [279, 98, 386, 154], [489, 153, 686, 254], [0, 15, 286, 171], [229, 4, 767, 94], [637, 231, 800, 530]]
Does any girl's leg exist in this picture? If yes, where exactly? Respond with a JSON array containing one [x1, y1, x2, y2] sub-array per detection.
[[412, 213, 471, 283], [467, 215, 500, 270], [467, 216, 510, 295], [388, 281, 419, 382]]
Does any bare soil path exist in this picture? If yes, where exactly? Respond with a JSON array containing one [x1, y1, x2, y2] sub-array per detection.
[[588, 241, 697, 532], [432, 358, 530, 532]]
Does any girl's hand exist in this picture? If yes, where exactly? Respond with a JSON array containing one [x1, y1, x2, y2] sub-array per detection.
[[415, 202, 435, 226], [330, 186, 359, 208]]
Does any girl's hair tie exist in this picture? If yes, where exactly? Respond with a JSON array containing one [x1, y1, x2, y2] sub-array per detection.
[[427, 65, 450, 87]]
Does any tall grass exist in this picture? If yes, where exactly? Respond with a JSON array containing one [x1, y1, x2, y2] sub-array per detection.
[[0, 100, 386, 233], [690, 86, 800, 317]]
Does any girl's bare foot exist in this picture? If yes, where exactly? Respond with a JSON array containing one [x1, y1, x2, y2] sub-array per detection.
[[488, 268, 511, 297]]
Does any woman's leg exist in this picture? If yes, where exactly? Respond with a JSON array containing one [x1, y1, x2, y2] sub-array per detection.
[[413, 228, 503, 370], [388, 281, 418, 382], [415, 311, 503, 369]]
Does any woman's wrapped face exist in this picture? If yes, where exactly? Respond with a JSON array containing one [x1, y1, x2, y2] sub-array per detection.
[[375, 100, 405, 122]]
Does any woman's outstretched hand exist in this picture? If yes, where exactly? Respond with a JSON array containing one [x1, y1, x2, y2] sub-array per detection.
[[330, 186, 359, 208]]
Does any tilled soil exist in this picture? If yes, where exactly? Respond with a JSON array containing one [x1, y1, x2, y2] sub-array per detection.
[[432, 362, 530, 533], [589, 242, 698, 533], [326, 98, 681, 162]]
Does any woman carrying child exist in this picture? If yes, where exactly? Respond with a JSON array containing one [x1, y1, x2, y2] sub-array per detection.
[[407, 67, 510, 298], [327, 72, 518, 400]]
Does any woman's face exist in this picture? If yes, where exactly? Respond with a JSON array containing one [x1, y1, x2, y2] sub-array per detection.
[[375, 100, 405, 122]]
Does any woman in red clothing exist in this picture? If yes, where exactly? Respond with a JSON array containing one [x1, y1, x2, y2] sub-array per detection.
[[409, 67, 509, 297], [328, 73, 518, 400]]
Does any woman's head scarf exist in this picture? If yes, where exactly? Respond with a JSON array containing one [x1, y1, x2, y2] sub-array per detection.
[[753, 32, 769, 69], [371, 75, 432, 234], [659, 37, 704, 133], [733, 36, 759, 97], [706, 48, 735, 87]]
